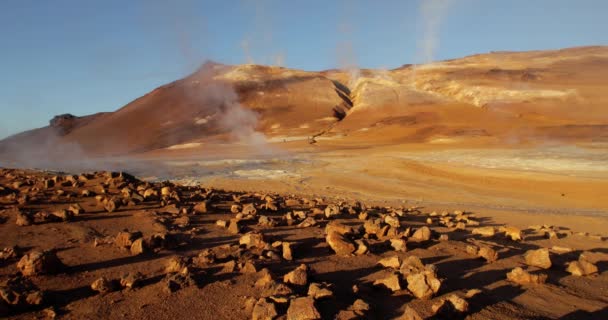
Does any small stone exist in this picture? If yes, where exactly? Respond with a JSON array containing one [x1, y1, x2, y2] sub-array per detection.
[[354, 239, 369, 255], [385, 215, 400, 228], [438, 234, 449, 241], [324, 204, 341, 218], [390, 238, 407, 252], [17, 250, 64, 276], [115, 231, 143, 249], [478, 246, 498, 263], [326, 231, 355, 256], [91, 277, 116, 294], [524, 248, 552, 269], [165, 256, 189, 274], [193, 201, 209, 214], [472, 227, 495, 237], [566, 255, 598, 276], [120, 272, 144, 289], [286, 297, 321, 320], [240, 261, 257, 273], [406, 271, 441, 299], [465, 288, 482, 298], [228, 219, 241, 234], [282, 242, 293, 261], [398, 305, 423, 320], [500, 226, 523, 241], [67, 203, 85, 215], [378, 256, 401, 269], [373, 273, 401, 292], [130, 238, 146, 255], [284, 264, 308, 286], [15, 211, 33, 226], [216, 220, 228, 228], [506, 267, 547, 285], [239, 232, 266, 249], [104, 198, 119, 213], [551, 246, 572, 253], [252, 298, 278, 320], [411, 226, 431, 241], [242, 203, 257, 216], [308, 282, 333, 299]]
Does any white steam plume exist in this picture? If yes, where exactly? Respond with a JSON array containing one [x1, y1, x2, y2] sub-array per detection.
[[417, 0, 453, 64]]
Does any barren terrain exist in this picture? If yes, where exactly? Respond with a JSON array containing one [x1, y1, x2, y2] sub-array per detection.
[[1, 46, 607, 319]]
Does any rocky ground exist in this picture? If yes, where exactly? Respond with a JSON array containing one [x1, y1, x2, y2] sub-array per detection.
[[0, 168, 607, 319]]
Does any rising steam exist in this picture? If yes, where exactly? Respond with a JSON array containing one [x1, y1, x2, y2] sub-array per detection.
[[417, 0, 453, 64]]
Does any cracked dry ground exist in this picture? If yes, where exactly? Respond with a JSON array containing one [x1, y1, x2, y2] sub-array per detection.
[[0, 168, 607, 319]]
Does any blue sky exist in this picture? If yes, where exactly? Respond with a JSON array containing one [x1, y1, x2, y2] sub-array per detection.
[[0, 0, 606, 139]]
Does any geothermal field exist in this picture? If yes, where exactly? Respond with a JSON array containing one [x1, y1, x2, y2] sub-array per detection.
[[1, 46, 608, 319]]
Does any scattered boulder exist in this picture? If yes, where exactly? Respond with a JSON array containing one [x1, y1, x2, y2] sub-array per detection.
[[17, 251, 64, 276], [431, 294, 469, 317], [130, 238, 146, 255], [410, 226, 431, 241], [390, 238, 407, 252], [284, 264, 308, 286], [499, 226, 523, 241], [378, 256, 401, 269], [326, 231, 355, 256], [524, 248, 552, 269], [91, 277, 116, 294], [308, 282, 333, 299], [406, 270, 441, 299], [282, 242, 293, 261], [506, 267, 547, 285], [478, 246, 498, 263], [239, 232, 267, 249], [193, 201, 209, 214], [115, 231, 143, 249], [373, 273, 402, 292], [472, 227, 495, 237], [354, 239, 369, 255], [252, 298, 278, 320], [286, 296, 321, 320], [120, 272, 144, 289], [566, 255, 598, 276], [324, 204, 341, 218], [15, 211, 33, 226]]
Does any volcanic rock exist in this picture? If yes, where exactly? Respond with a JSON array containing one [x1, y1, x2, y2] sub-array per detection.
[[15, 210, 33, 226], [286, 296, 321, 320], [120, 272, 144, 289], [499, 226, 523, 241], [252, 298, 278, 320], [284, 264, 308, 286], [472, 227, 495, 237], [478, 246, 498, 263], [17, 250, 64, 276], [410, 226, 431, 241], [240, 232, 267, 249], [282, 242, 293, 261], [378, 256, 401, 269], [524, 248, 552, 269], [324, 204, 341, 218], [566, 255, 598, 276], [91, 277, 116, 294], [354, 239, 369, 255], [506, 267, 547, 285], [326, 231, 355, 256], [406, 270, 441, 299], [115, 231, 143, 249], [308, 282, 333, 300], [373, 273, 402, 292], [390, 238, 407, 252]]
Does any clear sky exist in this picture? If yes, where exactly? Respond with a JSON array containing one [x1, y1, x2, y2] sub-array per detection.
[[0, 0, 606, 139]]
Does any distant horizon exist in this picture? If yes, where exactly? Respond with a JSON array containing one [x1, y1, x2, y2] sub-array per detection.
[[1, 0, 607, 139]]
